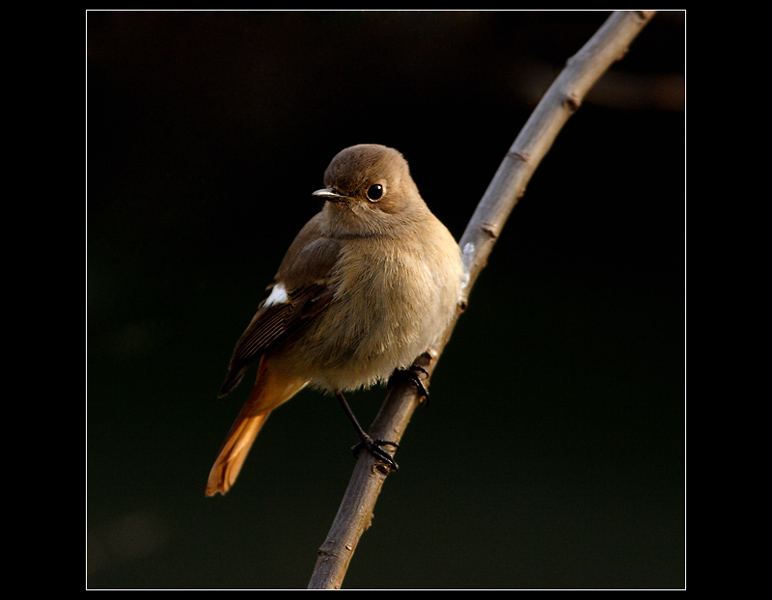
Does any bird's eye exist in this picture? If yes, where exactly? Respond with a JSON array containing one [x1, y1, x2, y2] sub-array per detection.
[[366, 184, 384, 202]]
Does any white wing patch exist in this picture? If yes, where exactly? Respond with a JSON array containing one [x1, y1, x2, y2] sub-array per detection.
[[263, 283, 289, 307]]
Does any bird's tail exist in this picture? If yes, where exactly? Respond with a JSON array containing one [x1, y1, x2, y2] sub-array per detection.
[[206, 357, 307, 496]]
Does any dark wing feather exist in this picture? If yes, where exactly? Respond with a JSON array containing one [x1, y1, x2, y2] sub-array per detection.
[[218, 283, 333, 397], [218, 216, 342, 397]]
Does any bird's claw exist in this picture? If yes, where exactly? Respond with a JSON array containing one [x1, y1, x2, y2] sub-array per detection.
[[351, 436, 399, 472], [388, 365, 430, 402]]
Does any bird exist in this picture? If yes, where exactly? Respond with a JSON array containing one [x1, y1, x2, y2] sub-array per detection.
[[206, 143, 463, 496]]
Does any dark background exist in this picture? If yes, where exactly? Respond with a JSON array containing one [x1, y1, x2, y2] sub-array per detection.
[[87, 10, 685, 590]]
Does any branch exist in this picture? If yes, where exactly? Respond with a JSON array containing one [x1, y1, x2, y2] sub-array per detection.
[[306, 10, 657, 590]]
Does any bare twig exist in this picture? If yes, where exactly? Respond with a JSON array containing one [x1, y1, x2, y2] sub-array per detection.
[[307, 10, 657, 589]]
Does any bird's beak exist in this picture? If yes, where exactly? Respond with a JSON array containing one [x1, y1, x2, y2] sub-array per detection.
[[312, 188, 348, 203]]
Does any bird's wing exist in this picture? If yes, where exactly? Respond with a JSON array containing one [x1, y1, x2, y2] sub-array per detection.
[[218, 218, 341, 397]]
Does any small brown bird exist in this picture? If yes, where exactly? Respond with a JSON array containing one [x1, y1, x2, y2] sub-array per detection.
[[206, 144, 463, 496]]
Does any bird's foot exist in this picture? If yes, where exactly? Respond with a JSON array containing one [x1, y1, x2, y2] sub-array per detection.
[[388, 365, 430, 404], [351, 435, 399, 472]]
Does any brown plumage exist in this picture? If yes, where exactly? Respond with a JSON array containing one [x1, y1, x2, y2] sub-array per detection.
[[206, 144, 462, 496]]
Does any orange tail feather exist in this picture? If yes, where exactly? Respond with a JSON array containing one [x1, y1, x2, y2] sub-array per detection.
[[206, 410, 271, 496], [206, 357, 308, 496]]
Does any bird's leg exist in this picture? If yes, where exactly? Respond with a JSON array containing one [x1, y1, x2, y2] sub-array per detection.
[[388, 364, 430, 404], [335, 390, 399, 472]]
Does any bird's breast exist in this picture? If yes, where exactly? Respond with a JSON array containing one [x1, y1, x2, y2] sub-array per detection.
[[293, 233, 461, 391]]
